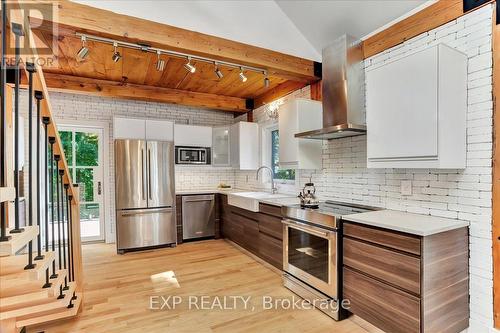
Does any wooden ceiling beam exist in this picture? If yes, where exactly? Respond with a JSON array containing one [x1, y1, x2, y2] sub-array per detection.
[[253, 80, 307, 109], [38, 73, 250, 112], [362, 0, 493, 58], [29, 0, 320, 83]]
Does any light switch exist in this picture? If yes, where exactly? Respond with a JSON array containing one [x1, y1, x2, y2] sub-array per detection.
[[401, 180, 412, 196]]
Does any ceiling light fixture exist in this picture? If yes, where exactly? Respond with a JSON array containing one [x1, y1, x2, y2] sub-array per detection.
[[184, 57, 196, 73], [75, 33, 269, 84], [239, 67, 247, 82], [76, 35, 89, 61], [264, 76, 270, 88], [265, 100, 283, 120], [156, 51, 166, 71], [214, 62, 223, 79], [112, 42, 122, 63]]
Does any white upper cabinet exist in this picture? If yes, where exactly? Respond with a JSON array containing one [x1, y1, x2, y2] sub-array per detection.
[[114, 117, 145, 140], [146, 119, 174, 141], [366, 44, 467, 169], [278, 99, 322, 169], [174, 124, 213, 147], [212, 126, 231, 167], [230, 121, 259, 170], [114, 117, 174, 141]]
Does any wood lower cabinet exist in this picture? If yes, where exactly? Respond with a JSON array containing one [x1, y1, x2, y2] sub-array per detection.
[[220, 194, 283, 269], [342, 221, 469, 333]]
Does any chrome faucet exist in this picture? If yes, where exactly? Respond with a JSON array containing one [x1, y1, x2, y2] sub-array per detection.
[[256, 166, 278, 194]]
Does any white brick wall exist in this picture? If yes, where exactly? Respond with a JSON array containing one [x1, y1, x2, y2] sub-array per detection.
[[236, 5, 495, 332], [20, 91, 236, 243], [16, 5, 495, 330]]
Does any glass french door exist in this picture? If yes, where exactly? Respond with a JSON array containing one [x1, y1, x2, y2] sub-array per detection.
[[59, 125, 105, 242]]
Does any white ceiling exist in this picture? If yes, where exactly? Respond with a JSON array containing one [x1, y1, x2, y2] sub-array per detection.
[[72, 0, 429, 62]]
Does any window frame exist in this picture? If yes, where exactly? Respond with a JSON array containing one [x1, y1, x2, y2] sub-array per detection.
[[261, 122, 295, 185]]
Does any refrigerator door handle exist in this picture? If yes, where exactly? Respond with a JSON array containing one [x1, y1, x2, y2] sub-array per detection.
[[141, 147, 146, 200], [120, 207, 173, 217], [148, 147, 152, 200]]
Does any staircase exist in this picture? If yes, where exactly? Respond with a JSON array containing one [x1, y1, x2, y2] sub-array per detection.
[[0, 1, 83, 331]]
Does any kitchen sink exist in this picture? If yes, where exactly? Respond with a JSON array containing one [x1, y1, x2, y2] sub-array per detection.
[[227, 192, 291, 212]]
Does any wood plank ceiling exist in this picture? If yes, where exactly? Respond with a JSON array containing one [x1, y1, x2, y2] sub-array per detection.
[[24, 0, 321, 113]]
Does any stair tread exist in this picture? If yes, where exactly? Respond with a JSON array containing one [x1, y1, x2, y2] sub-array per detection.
[[0, 282, 76, 320], [0, 186, 15, 203], [0, 226, 39, 257], [0, 269, 67, 299], [0, 251, 55, 280], [16, 292, 82, 328]]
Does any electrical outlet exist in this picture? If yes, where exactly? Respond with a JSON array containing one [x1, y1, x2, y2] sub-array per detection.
[[401, 180, 412, 196]]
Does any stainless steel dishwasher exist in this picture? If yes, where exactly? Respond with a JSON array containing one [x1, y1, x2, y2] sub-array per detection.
[[182, 194, 215, 240]]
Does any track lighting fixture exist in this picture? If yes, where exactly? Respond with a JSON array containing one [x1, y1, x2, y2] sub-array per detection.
[[214, 63, 223, 79], [239, 67, 247, 82], [112, 42, 122, 63], [184, 57, 196, 73], [76, 35, 89, 61], [75, 33, 271, 85], [156, 51, 166, 71]]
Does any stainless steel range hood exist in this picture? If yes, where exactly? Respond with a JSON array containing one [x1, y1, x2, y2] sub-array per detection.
[[295, 35, 366, 140]]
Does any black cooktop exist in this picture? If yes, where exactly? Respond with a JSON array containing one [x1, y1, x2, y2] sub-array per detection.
[[288, 200, 374, 216]]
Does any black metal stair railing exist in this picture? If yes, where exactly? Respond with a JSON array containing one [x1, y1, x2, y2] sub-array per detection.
[[64, 184, 71, 283], [49, 139, 58, 279], [42, 116, 51, 289], [55, 158, 64, 300], [0, 0, 11, 242], [68, 192, 77, 302], [24, 62, 36, 270], [10, 22, 24, 235], [34, 90, 44, 261], [59, 169, 68, 292]]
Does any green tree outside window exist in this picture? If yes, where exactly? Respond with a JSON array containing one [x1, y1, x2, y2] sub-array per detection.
[[271, 129, 295, 180]]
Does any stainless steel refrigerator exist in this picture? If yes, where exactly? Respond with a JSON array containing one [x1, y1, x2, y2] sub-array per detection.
[[115, 139, 176, 253]]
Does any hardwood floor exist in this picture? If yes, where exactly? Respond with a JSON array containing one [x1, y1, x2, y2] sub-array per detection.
[[28, 240, 374, 333]]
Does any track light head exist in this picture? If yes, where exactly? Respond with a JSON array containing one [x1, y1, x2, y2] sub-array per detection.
[[214, 63, 223, 79], [239, 67, 247, 83], [112, 42, 122, 63], [156, 51, 166, 71], [264, 76, 270, 88], [77, 36, 89, 61], [184, 57, 196, 73]]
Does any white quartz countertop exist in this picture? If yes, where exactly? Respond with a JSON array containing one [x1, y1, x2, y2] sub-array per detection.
[[176, 188, 238, 195], [344, 209, 470, 236]]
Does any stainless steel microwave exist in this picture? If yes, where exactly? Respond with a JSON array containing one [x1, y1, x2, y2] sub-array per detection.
[[175, 146, 211, 165]]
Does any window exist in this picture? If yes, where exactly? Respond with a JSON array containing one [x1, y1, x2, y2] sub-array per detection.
[[271, 129, 295, 180]]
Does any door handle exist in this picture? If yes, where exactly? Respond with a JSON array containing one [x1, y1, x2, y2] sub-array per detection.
[[282, 219, 332, 238], [121, 208, 173, 217], [148, 148, 152, 200], [141, 148, 146, 200]]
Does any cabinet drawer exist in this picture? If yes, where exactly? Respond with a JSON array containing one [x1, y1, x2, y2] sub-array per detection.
[[231, 206, 260, 221], [258, 232, 283, 269], [343, 237, 420, 294], [343, 222, 421, 255], [258, 213, 282, 240], [259, 203, 282, 218], [344, 267, 420, 333]]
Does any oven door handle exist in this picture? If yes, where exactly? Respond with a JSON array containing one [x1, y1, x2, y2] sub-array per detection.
[[282, 219, 333, 238]]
